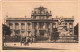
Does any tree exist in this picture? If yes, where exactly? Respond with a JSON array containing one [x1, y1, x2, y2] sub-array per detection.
[[74, 23, 78, 41], [2, 24, 12, 36], [2, 24, 12, 46], [51, 28, 59, 42], [74, 23, 78, 35]]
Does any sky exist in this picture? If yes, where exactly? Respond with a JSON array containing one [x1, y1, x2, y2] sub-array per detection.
[[2, 1, 79, 26]]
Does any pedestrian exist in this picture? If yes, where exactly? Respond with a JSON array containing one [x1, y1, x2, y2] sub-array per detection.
[[21, 37, 26, 46], [27, 38, 31, 45]]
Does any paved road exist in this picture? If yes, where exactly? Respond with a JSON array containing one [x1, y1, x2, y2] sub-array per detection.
[[3, 43, 78, 50]]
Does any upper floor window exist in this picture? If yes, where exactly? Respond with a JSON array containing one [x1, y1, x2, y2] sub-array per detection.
[[39, 22, 44, 29], [65, 23, 67, 25], [9, 23, 13, 29], [34, 22, 37, 29], [69, 23, 73, 29], [21, 23, 25, 30], [33, 16, 36, 19], [28, 23, 31, 30], [15, 23, 19, 30], [63, 26, 68, 31], [46, 22, 50, 29], [53, 23, 56, 28]]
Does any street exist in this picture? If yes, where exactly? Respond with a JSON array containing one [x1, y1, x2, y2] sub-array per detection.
[[3, 43, 79, 50]]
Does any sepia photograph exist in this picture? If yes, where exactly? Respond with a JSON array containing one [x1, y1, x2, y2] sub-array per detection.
[[1, 1, 79, 51]]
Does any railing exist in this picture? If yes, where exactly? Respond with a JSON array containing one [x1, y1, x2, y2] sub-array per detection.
[[32, 13, 52, 16], [33, 36, 78, 43], [56, 36, 78, 43]]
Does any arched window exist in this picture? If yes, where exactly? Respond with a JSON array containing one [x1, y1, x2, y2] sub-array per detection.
[[9, 23, 13, 29], [53, 23, 56, 28], [69, 23, 73, 29], [21, 23, 25, 30], [15, 23, 19, 30], [27, 23, 31, 30]]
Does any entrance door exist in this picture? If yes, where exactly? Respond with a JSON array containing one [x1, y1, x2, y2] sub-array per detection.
[[39, 30, 45, 36], [37, 30, 48, 42]]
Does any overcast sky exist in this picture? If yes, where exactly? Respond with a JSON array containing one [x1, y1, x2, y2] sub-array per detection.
[[2, 1, 79, 26]]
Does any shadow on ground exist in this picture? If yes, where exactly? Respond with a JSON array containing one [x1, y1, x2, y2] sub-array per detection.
[[3, 46, 67, 50]]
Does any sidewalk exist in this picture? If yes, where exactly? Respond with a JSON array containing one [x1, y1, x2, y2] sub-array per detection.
[[4, 42, 79, 50]]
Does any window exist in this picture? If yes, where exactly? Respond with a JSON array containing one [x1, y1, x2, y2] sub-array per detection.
[[33, 16, 36, 19], [28, 31, 31, 36], [15, 23, 19, 30], [39, 22, 44, 29], [65, 23, 67, 25], [39, 30, 45, 36], [9, 23, 13, 29], [53, 23, 56, 28], [63, 26, 68, 31], [69, 23, 73, 28], [28, 23, 31, 30], [47, 16, 49, 19], [21, 23, 25, 30], [15, 30, 20, 35], [46, 22, 50, 29], [34, 22, 37, 29]]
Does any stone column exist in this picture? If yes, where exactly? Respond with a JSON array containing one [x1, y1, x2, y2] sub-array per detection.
[[56, 22, 58, 28], [37, 22, 39, 29], [31, 22, 32, 37], [72, 22, 74, 36], [26, 22, 28, 36], [50, 23, 52, 32], [44, 22, 47, 37], [25, 22, 27, 36], [13, 23, 15, 36], [32, 22, 34, 36], [18, 23, 21, 36], [11, 23, 14, 36], [19, 23, 21, 30], [13, 23, 15, 30], [43, 22, 46, 29], [48, 22, 52, 42], [37, 22, 39, 36], [67, 22, 69, 31]]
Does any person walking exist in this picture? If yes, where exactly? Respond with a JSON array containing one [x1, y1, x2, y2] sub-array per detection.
[[24, 37, 31, 46]]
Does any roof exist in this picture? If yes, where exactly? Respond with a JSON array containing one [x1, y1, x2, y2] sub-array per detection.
[[6, 18, 74, 21]]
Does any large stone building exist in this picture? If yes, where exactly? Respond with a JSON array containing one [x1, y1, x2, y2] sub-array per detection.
[[6, 6, 74, 42]]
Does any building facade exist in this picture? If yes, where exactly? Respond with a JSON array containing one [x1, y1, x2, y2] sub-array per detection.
[[6, 6, 74, 42]]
